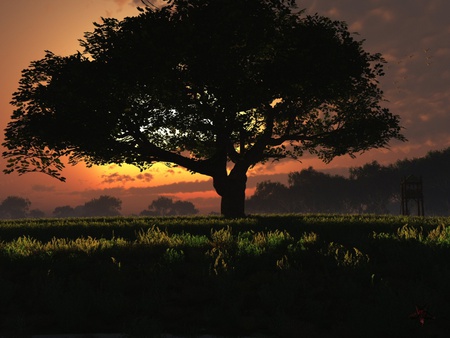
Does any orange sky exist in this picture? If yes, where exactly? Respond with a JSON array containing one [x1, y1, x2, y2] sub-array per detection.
[[1, 0, 449, 215]]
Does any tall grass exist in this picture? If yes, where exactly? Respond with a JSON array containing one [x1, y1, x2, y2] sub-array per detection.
[[0, 214, 449, 337]]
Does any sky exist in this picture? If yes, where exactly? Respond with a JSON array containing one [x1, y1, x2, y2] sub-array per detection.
[[0, 0, 449, 216]]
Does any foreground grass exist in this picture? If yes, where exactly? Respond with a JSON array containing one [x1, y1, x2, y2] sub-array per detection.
[[0, 214, 449, 337]]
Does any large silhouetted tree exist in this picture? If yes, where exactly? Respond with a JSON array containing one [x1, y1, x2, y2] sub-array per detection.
[[2, 0, 404, 217]]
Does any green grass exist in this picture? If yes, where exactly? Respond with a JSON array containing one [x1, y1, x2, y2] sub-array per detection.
[[0, 214, 449, 337]]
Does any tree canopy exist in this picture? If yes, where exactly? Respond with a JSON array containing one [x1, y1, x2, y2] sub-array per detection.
[[0, 196, 31, 219], [140, 196, 199, 216], [83, 195, 122, 217], [2, 0, 404, 217], [52, 195, 122, 217]]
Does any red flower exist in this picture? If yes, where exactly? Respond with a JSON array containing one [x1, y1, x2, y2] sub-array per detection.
[[410, 305, 435, 326]]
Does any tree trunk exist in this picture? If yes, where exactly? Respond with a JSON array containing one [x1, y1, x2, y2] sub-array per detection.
[[213, 169, 247, 218]]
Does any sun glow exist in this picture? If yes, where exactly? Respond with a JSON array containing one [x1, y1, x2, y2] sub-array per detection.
[[94, 162, 209, 189]]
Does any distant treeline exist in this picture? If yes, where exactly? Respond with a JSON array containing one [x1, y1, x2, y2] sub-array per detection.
[[1, 148, 449, 218], [246, 147, 450, 216], [0, 195, 198, 219]]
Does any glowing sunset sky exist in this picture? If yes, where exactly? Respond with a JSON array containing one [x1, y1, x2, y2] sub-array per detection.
[[0, 0, 449, 215]]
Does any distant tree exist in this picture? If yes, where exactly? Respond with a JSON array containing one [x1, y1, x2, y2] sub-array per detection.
[[53, 205, 76, 218], [141, 197, 173, 216], [139, 209, 158, 216], [2, 0, 404, 217], [172, 200, 199, 215], [0, 196, 31, 219], [28, 209, 46, 218], [249, 147, 450, 216], [418, 149, 450, 215], [390, 148, 450, 215], [349, 161, 397, 214], [73, 205, 86, 217], [82, 195, 122, 217], [246, 181, 291, 214], [288, 167, 354, 213], [140, 196, 198, 216]]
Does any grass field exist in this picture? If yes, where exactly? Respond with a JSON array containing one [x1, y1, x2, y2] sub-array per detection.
[[0, 214, 449, 337]]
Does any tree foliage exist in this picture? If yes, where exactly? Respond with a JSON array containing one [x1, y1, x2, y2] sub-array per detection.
[[2, 0, 404, 217], [0, 196, 31, 219], [82, 195, 122, 217], [53, 205, 76, 218], [53, 195, 122, 217], [140, 196, 199, 216]]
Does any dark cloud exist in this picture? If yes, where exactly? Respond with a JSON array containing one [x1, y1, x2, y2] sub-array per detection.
[[85, 173, 291, 199], [126, 174, 289, 196], [136, 173, 154, 182], [101, 172, 135, 184], [129, 180, 214, 195], [32, 185, 55, 192], [101, 172, 154, 184]]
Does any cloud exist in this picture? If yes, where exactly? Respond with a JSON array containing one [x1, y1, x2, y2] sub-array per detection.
[[369, 8, 395, 22], [86, 173, 291, 199], [101, 172, 136, 184], [130, 180, 214, 195], [32, 185, 55, 192], [101, 172, 154, 184], [300, 0, 450, 162], [136, 173, 153, 182], [114, 0, 140, 10]]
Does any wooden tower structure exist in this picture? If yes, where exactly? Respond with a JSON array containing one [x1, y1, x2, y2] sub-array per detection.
[[401, 175, 424, 216]]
